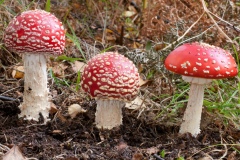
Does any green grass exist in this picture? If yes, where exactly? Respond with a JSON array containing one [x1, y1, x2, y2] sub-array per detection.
[[49, 69, 71, 87], [155, 79, 188, 120], [167, 77, 240, 129], [45, 0, 51, 12], [55, 55, 84, 63], [0, 0, 4, 5], [75, 71, 81, 91], [66, 21, 86, 61]]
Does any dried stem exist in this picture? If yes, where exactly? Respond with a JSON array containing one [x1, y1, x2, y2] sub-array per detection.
[[159, 12, 205, 51], [200, 0, 233, 43]]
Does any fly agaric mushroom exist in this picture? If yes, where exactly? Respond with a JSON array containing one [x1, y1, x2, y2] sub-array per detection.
[[4, 10, 65, 122], [164, 42, 238, 137], [81, 52, 140, 129]]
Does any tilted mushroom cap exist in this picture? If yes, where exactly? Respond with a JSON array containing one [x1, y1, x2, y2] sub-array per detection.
[[81, 52, 140, 102], [164, 42, 238, 79], [4, 9, 65, 55]]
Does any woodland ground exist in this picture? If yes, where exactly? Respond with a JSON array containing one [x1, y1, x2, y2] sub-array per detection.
[[0, 0, 239, 160]]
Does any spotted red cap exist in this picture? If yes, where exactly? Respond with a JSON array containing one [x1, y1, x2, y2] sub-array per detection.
[[4, 9, 65, 55], [164, 42, 238, 79], [81, 52, 140, 101]]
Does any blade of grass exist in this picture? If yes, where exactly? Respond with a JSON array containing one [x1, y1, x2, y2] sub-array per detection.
[[18, 0, 36, 11], [100, 46, 114, 53], [45, 0, 51, 12], [76, 71, 81, 91], [66, 21, 86, 61], [0, 0, 5, 5], [56, 55, 84, 63], [49, 69, 70, 87], [156, 88, 189, 118]]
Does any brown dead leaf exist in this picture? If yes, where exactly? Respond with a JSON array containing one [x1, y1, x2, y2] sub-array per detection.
[[132, 153, 143, 160], [116, 142, 128, 151], [57, 112, 67, 123], [105, 29, 116, 42], [49, 102, 58, 114], [3, 145, 26, 160], [198, 157, 212, 160], [145, 147, 159, 155], [132, 41, 142, 49], [137, 64, 144, 73], [71, 2, 81, 9], [65, 157, 78, 160], [227, 151, 237, 160], [125, 96, 146, 110], [51, 62, 68, 77], [71, 61, 86, 73], [12, 66, 24, 79], [105, 28, 114, 34], [123, 11, 136, 17], [139, 77, 149, 86], [106, 34, 116, 42]]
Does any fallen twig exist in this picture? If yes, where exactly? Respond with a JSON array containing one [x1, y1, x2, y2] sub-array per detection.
[[157, 12, 205, 51], [200, 0, 233, 43], [208, 10, 240, 33], [153, 153, 165, 160], [0, 95, 17, 101]]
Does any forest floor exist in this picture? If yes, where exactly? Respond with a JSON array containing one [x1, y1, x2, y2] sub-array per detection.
[[0, 0, 239, 159]]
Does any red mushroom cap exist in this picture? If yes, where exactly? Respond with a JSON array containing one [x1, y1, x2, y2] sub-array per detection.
[[164, 42, 238, 79], [81, 52, 140, 102], [4, 9, 65, 55]]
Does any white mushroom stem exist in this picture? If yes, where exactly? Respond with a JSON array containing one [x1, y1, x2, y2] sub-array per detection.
[[95, 99, 125, 129], [19, 53, 50, 122], [179, 76, 212, 137]]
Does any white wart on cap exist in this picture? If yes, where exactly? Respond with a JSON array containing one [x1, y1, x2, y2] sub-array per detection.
[[4, 9, 65, 55]]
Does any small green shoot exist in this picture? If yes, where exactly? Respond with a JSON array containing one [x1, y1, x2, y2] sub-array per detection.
[[177, 156, 185, 160], [147, 70, 155, 79], [159, 150, 166, 158], [145, 41, 152, 51], [0, 0, 5, 5], [45, 0, 51, 12], [156, 81, 189, 119], [75, 71, 81, 91], [66, 21, 86, 61], [100, 46, 114, 53], [56, 55, 84, 63], [18, 0, 36, 11], [49, 69, 70, 87]]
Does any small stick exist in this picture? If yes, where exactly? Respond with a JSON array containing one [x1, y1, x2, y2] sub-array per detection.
[[200, 0, 233, 43], [0, 95, 17, 101], [158, 12, 205, 51], [207, 10, 240, 32], [153, 154, 165, 160]]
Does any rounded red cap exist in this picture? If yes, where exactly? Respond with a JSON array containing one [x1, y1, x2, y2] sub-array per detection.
[[81, 52, 140, 102], [164, 42, 238, 79], [4, 9, 65, 55]]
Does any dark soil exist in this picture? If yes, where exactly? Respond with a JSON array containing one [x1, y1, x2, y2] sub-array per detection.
[[0, 80, 239, 159]]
